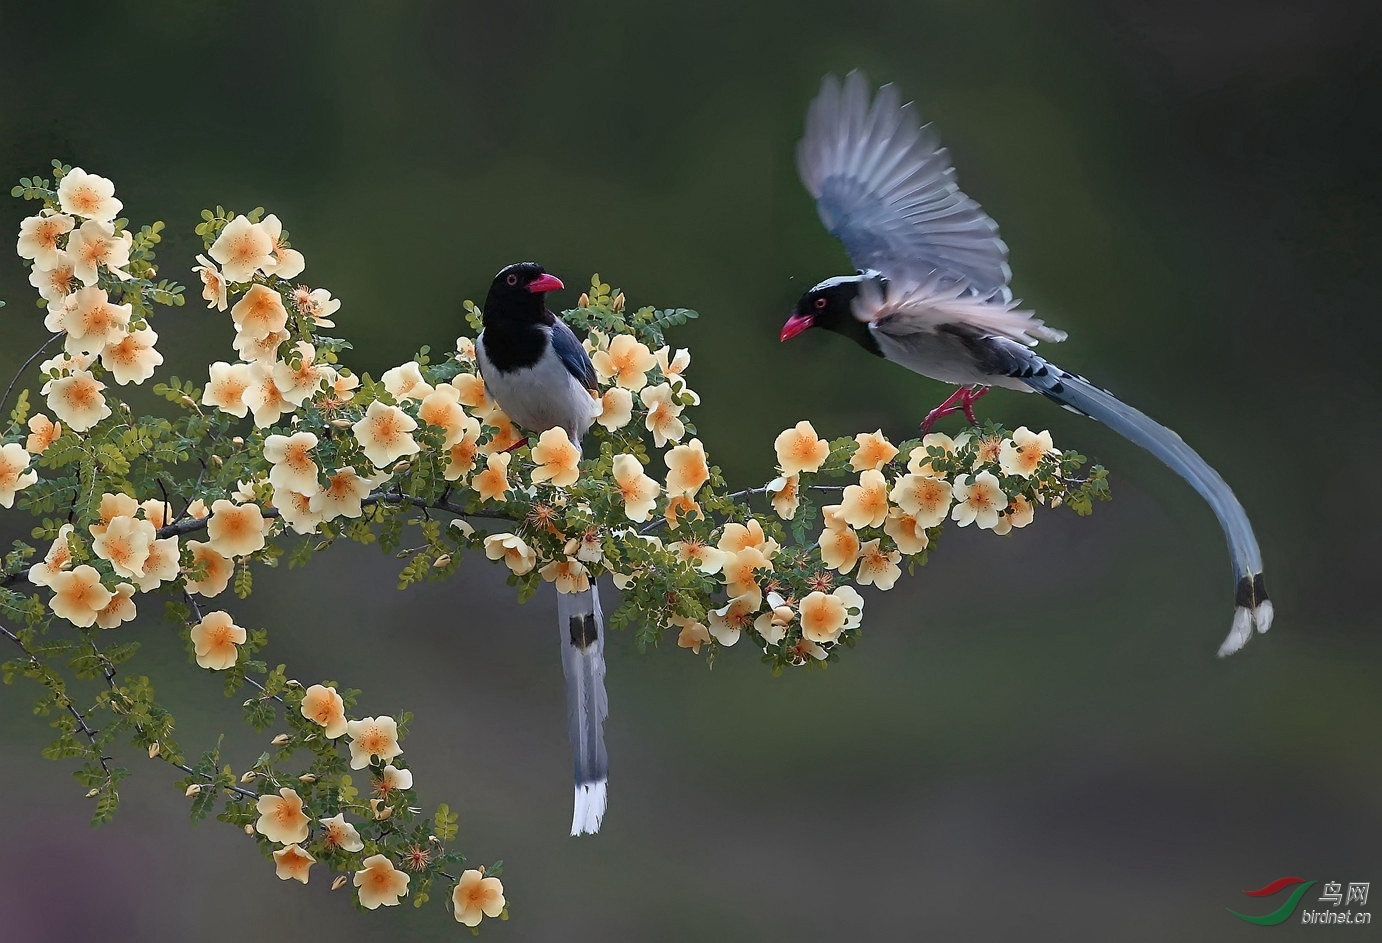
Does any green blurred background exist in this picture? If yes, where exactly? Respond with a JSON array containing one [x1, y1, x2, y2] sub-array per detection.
[[1, 1, 1379, 940]]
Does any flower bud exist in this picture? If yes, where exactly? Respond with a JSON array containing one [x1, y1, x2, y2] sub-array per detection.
[[432, 554, 450, 568], [147, 741, 161, 758], [270, 733, 291, 745], [393, 461, 411, 475], [180, 395, 197, 408], [331, 875, 348, 891], [612, 291, 625, 312], [578, 292, 591, 308], [330, 418, 352, 428], [85, 788, 100, 798], [240, 770, 257, 783], [244, 824, 255, 836], [298, 773, 317, 784], [210, 455, 223, 467], [232, 436, 244, 446], [185, 784, 202, 797]]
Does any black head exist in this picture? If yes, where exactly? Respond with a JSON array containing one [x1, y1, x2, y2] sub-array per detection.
[[780, 275, 882, 356], [483, 262, 565, 326]]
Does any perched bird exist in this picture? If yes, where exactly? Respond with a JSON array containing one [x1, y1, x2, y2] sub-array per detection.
[[780, 72, 1272, 657], [475, 261, 609, 835]]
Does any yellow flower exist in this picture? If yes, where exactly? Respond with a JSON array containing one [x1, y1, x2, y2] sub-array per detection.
[[380, 763, 414, 792], [540, 558, 591, 594], [0, 442, 39, 508], [472, 451, 512, 502], [992, 494, 1036, 536], [951, 472, 1007, 530], [907, 431, 969, 476], [46, 368, 110, 432], [189, 610, 246, 670], [65, 220, 132, 286], [591, 334, 657, 390], [478, 407, 524, 454], [90, 492, 138, 534], [839, 469, 890, 529], [263, 432, 320, 497], [671, 615, 711, 653], [753, 596, 796, 645], [454, 336, 476, 361], [972, 434, 1004, 468], [612, 454, 660, 522], [100, 326, 162, 385], [192, 254, 227, 311], [134, 536, 181, 592], [998, 427, 1059, 478], [817, 507, 861, 574], [889, 474, 953, 527], [90, 514, 156, 579], [352, 400, 420, 468], [309, 467, 376, 521], [48, 565, 113, 627], [257, 214, 305, 279], [774, 420, 830, 475], [293, 285, 340, 327], [596, 386, 634, 430], [530, 427, 581, 487], [271, 342, 328, 406], [483, 533, 537, 576], [28, 524, 75, 588], [722, 546, 772, 598], [346, 716, 402, 769], [25, 413, 61, 455], [640, 383, 685, 447], [799, 591, 847, 643], [883, 508, 930, 555], [451, 373, 490, 411], [452, 869, 506, 927], [418, 385, 470, 447], [242, 362, 294, 427], [233, 325, 288, 365], [17, 212, 74, 269], [354, 854, 410, 909], [56, 167, 122, 222], [442, 417, 483, 482], [655, 345, 691, 378], [707, 590, 762, 647], [300, 684, 347, 739], [855, 539, 902, 590], [664, 494, 703, 530], [94, 582, 137, 629], [273, 844, 315, 884], [208, 215, 275, 282], [273, 487, 323, 535], [184, 540, 235, 597], [381, 361, 434, 402], [319, 813, 364, 852], [669, 537, 728, 574], [206, 499, 266, 558], [255, 787, 310, 844], [665, 438, 709, 498], [202, 361, 253, 418], [230, 284, 289, 340], [30, 253, 77, 303], [766, 474, 800, 520], [48, 286, 131, 356], [850, 430, 898, 471]]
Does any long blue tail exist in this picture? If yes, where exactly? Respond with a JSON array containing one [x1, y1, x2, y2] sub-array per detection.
[[556, 582, 608, 834]]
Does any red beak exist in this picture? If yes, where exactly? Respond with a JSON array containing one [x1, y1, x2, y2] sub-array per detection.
[[527, 273, 565, 294], [779, 312, 814, 341]]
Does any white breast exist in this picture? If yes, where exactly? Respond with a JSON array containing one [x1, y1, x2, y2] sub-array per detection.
[[477, 329, 600, 446]]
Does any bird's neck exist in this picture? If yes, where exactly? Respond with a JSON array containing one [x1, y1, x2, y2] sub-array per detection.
[[481, 307, 553, 372]]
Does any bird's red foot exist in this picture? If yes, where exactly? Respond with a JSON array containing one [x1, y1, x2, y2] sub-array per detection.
[[960, 385, 989, 425], [920, 386, 990, 434]]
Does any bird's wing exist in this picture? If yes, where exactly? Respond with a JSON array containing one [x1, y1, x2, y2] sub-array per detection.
[[856, 272, 1066, 348], [550, 317, 598, 392], [797, 71, 1011, 295]]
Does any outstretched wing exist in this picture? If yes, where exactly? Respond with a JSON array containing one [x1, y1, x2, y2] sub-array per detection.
[[797, 71, 1011, 296], [857, 272, 1065, 347]]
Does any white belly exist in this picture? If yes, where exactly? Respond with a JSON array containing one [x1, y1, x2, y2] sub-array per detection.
[[476, 335, 599, 445]]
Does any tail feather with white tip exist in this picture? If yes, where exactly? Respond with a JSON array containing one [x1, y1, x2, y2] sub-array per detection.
[[557, 582, 609, 835]]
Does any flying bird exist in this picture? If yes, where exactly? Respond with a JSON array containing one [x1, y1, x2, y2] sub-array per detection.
[[475, 261, 608, 835], [780, 72, 1271, 656]]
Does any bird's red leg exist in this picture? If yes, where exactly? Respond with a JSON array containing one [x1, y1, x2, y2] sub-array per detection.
[[920, 388, 970, 434], [504, 436, 530, 453], [960, 385, 990, 426]]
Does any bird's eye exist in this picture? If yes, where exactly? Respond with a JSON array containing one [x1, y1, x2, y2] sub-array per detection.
[[814, 297, 827, 310], [506, 274, 519, 286]]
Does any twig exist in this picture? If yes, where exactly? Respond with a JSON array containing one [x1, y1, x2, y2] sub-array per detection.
[[0, 333, 61, 419]]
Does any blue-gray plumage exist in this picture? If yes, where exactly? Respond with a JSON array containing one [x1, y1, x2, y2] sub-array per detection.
[[781, 73, 1272, 656], [475, 262, 609, 834]]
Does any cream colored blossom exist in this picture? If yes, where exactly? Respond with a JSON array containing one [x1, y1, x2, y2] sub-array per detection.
[[264, 432, 320, 496], [273, 844, 315, 884], [951, 472, 1007, 530], [441, 417, 483, 482], [889, 473, 953, 527], [91, 492, 138, 533], [274, 487, 324, 535], [753, 597, 796, 646], [209, 215, 275, 282], [800, 591, 847, 644], [473, 452, 512, 502], [766, 474, 800, 520], [94, 582, 137, 629], [192, 254, 227, 311], [353, 400, 420, 468], [992, 494, 1036, 536], [30, 253, 77, 304], [564, 531, 603, 564], [57, 168, 122, 222], [530, 427, 581, 487], [230, 284, 289, 340], [46, 369, 109, 432], [664, 494, 702, 530], [850, 430, 899, 471], [418, 384, 469, 447], [257, 214, 305, 279], [669, 537, 728, 574], [243, 362, 294, 427], [319, 813, 364, 852], [451, 373, 489, 411], [612, 454, 660, 522], [91, 514, 156, 579], [292, 285, 339, 327], [774, 420, 830, 475], [346, 716, 402, 770], [972, 434, 1004, 468], [478, 407, 523, 453], [255, 787, 310, 844], [202, 361, 253, 418], [50, 286, 131, 356], [48, 565, 112, 627], [722, 546, 772, 598], [665, 438, 709, 498], [66, 219, 131, 285], [453, 869, 506, 927], [454, 336, 476, 361], [134, 536, 180, 592], [817, 505, 862, 573], [17, 213, 74, 269], [25, 413, 61, 455], [907, 431, 970, 476], [382, 362, 434, 402], [272, 342, 327, 406], [380, 764, 413, 791], [355, 855, 409, 909], [100, 326, 162, 385], [190, 610, 246, 670], [184, 540, 234, 597], [300, 684, 347, 738], [883, 509, 930, 555], [232, 325, 288, 365], [0, 443, 38, 508], [839, 469, 890, 529], [591, 334, 657, 390], [671, 615, 711, 653], [999, 427, 1059, 478], [640, 383, 685, 447], [708, 590, 762, 647], [855, 539, 902, 590], [596, 386, 634, 430], [655, 345, 690, 378], [309, 467, 375, 521], [28, 524, 75, 587], [206, 499, 266, 557], [483, 533, 537, 576], [540, 558, 591, 594]]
